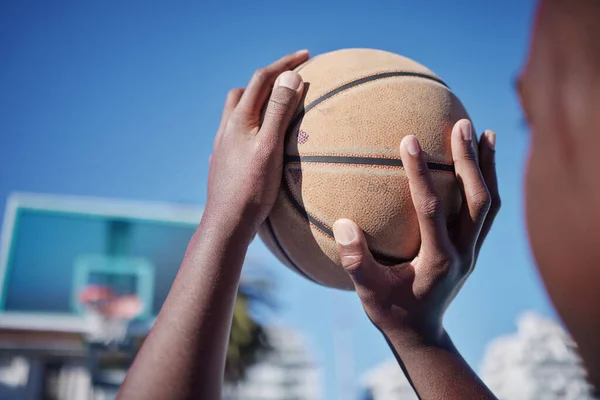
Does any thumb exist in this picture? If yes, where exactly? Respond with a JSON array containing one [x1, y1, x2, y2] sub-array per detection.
[[332, 219, 378, 288], [259, 70, 304, 139]]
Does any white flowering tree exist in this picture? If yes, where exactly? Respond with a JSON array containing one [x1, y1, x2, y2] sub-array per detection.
[[480, 312, 595, 400]]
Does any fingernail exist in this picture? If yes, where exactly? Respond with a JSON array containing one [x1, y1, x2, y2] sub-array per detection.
[[485, 130, 496, 150], [276, 70, 302, 90], [296, 49, 309, 56], [404, 135, 421, 156], [460, 120, 472, 141], [332, 219, 356, 246]]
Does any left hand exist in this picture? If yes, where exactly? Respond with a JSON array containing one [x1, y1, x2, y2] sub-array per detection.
[[332, 119, 500, 342], [205, 50, 309, 235]]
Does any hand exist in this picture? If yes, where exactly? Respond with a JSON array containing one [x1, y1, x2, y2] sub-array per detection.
[[332, 119, 500, 343], [205, 50, 309, 235]]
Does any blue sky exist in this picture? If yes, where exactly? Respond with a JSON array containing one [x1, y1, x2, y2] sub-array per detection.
[[0, 0, 556, 397]]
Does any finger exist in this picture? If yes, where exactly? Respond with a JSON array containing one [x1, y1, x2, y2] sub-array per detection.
[[332, 219, 382, 290], [236, 50, 309, 125], [400, 135, 451, 253], [452, 119, 492, 252], [214, 88, 244, 151], [258, 71, 304, 145], [475, 130, 501, 254]]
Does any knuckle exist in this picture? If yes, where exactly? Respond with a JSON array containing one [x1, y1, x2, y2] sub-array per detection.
[[411, 159, 430, 179], [226, 111, 244, 130], [438, 258, 453, 276], [227, 88, 243, 101], [255, 138, 279, 159], [265, 92, 293, 117], [486, 193, 502, 219], [455, 262, 472, 279], [460, 253, 475, 274], [417, 196, 443, 220], [425, 250, 453, 272], [257, 134, 279, 153], [491, 193, 502, 212], [252, 68, 269, 83], [341, 252, 366, 273], [469, 187, 492, 214], [457, 145, 478, 164]]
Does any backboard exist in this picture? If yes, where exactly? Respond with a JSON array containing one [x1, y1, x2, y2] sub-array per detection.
[[0, 192, 202, 335]]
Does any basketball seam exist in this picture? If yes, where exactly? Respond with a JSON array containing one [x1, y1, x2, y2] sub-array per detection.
[[264, 217, 320, 284], [284, 177, 331, 234], [286, 161, 453, 173], [283, 178, 410, 266], [287, 152, 451, 161], [285, 155, 454, 172], [275, 70, 448, 272], [286, 71, 449, 138]]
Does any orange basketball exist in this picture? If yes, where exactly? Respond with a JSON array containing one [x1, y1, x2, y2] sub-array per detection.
[[258, 48, 474, 290]]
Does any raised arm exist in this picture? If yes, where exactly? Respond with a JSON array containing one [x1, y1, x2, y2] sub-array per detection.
[[117, 50, 308, 400], [333, 120, 500, 399]]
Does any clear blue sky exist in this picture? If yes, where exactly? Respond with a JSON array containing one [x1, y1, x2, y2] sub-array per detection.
[[0, 0, 556, 398]]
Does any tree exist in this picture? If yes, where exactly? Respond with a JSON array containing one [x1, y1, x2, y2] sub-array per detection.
[[360, 359, 418, 400], [225, 278, 275, 383], [480, 312, 595, 400]]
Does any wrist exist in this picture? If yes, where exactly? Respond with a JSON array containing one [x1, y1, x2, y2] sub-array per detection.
[[381, 324, 449, 352], [179, 208, 254, 281], [199, 205, 257, 245]]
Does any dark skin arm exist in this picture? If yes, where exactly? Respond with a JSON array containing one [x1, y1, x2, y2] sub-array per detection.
[[381, 329, 494, 399], [333, 120, 501, 399], [117, 50, 309, 400]]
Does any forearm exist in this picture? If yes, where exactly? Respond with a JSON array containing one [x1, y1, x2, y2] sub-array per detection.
[[382, 328, 497, 400], [118, 213, 254, 400]]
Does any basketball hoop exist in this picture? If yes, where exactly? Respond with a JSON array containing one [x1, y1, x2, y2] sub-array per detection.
[[84, 310, 129, 347], [73, 256, 153, 395], [79, 285, 144, 348]]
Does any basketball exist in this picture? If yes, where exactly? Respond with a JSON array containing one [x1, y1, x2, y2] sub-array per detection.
[[258, 48, 475, 290]]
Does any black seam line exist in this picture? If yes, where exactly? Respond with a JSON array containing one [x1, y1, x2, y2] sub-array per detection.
[[285, 155, 454, 172], [287, 71, 449, 135], [279, 71, 446, 267], [264, 217, 319, 284], [282, 183, 410, 266]]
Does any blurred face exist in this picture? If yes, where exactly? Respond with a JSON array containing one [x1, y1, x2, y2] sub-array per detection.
[[520, 0, 600, 384]]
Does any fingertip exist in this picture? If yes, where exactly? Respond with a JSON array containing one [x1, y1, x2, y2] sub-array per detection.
[[456, 119, 473, 141], [400, 135, 421, 157], [332, 219, 359, 246], [483, 130, 496, 151], [333, 219, 375, 279], [259, 71, 303, 135], [451, 119, 471, 143], [274, 70, 303, 91], [451, 120, 478, 166], [226, 87, 244, 104]]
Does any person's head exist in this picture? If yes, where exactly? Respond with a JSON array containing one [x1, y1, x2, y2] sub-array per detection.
[[519, 0, 600, 387]]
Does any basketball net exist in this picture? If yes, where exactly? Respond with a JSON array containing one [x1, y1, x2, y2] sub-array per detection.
[[79, 285, 143, 348]]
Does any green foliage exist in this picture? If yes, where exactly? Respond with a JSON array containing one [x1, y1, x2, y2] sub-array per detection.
[[224, 278, 274, 383]]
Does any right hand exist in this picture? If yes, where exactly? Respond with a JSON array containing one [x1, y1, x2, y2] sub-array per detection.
[[332, 120, 500, 342], [205, 50, 308, 236]]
